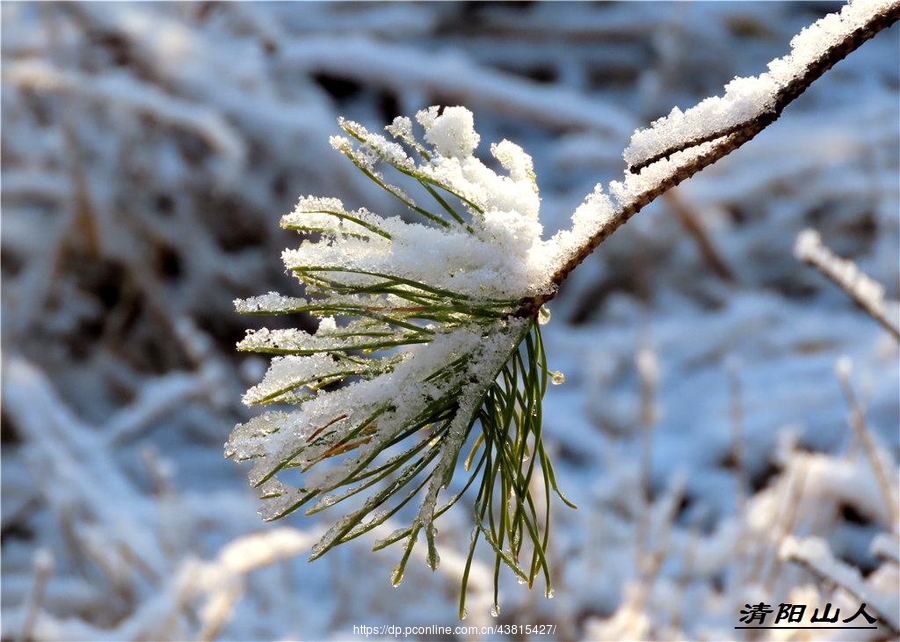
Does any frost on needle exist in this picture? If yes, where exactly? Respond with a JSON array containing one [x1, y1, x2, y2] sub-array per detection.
[[227, 106, 574, 616]]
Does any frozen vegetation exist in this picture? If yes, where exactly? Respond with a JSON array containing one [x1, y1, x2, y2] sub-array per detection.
[[1, 2, 898, 640]]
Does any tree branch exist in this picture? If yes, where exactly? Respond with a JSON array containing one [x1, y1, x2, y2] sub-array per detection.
[[518, 0, 899, 317], [795, 230, 900, 341]]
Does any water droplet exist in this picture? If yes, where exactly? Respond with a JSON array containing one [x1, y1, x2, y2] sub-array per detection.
[[538, 307, 552, 325], [460, 610, 468, 621], [549, 371, 566, 385], [491, 605, 501, 618], [390, 565, 404, 587], [545, 588, 555, 599], [517, 577, 527, 585]]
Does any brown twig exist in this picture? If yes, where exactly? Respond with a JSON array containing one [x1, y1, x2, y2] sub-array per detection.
[[664, 191, 735, 282]]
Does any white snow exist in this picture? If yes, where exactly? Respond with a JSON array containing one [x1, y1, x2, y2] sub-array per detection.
[[421, 105, 480, 159], [276, 107, 556, 300]]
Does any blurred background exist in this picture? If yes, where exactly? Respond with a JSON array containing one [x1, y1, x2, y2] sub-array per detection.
[[2, 2, 898, 640]]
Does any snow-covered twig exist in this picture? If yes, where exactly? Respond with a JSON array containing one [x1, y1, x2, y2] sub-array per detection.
[[56, 527, 317, 641], [523, 0, 899, 315], [624, 1, 899, 174], [0, 170, 70, 205], [591, 473, 686, 641], [795, 229, 900, 341], [871, 533, 900, 563], [750, 458, 808, 587], [781, 535, 900, 634], [635, 343, 658, 559], [637, 344, 658, 504], [727, 358, 746, 514], [191, 527, 319, 639]]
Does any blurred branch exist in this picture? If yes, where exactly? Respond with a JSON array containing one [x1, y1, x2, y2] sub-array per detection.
[[781, 535, 900, 635], [663, 191, 735, 282], [21, 550, 53, 642], [795, 229, 900, 342], [6, 60, 246, 185], [276, 35, 636, 136], [105, 373, 204, 446], [836, 358, 899, 528], [4, 358, 168, 579]]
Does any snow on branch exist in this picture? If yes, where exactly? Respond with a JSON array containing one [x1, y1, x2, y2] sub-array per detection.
[[795, 229, 900, 341], [834, 357, 900, 527], [624, 0, 899, 173], [527, 0, 900, 312]]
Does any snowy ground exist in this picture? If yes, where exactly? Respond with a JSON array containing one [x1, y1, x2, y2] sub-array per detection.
[[2, 2, 898, 641]]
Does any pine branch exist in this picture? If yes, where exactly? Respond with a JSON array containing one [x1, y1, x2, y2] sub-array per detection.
[[230, 0, 898, 618], [230, 106, 571, 612]]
